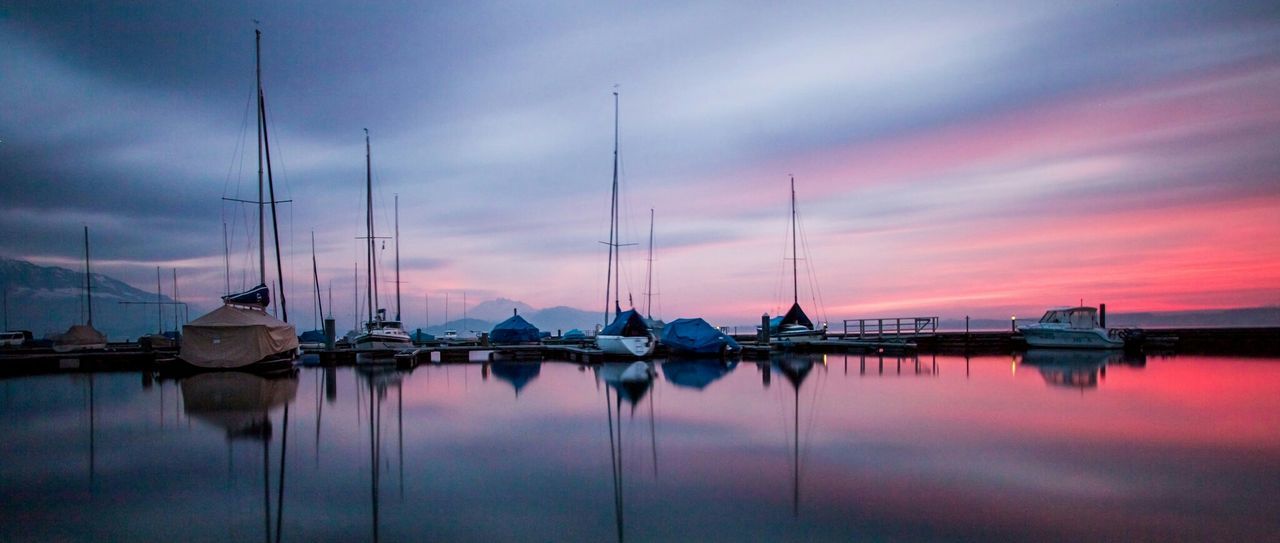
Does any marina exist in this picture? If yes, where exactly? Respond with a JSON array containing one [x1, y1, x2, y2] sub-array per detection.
[[4, 3, 1280, 541]]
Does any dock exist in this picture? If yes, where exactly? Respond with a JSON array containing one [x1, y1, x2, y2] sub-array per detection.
[[2, 326, 1275, 377]]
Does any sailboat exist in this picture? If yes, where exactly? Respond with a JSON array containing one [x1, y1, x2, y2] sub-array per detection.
[[352, 130, 411, 356], [763, 176, 826, 341], [595, 91, 656, 357], [179, 29, 298, 371], [53, 225, 107, 352]]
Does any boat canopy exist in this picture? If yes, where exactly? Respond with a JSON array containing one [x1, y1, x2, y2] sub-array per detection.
[[411, 330, 435, 342], [768, 302, 814, 332], [562, 328, 586, 340], [1038, 307, 1100, 329], [222, 283, 270, 308], [56, 324, 106, 346], [660, 317, 741, 355], [181, 305, 299, 369], [600, 309, 650, 337], [490, 314, 541, 344]]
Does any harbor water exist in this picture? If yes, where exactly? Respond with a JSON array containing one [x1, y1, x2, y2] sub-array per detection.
[[2, 352, 1278, 541]]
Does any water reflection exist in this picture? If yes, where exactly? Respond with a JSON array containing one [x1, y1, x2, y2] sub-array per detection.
[[180, 371, 297, 543], [3, 354, 1279, 541], [357, 365, 407, 543], [488, 361, 542, 397], [660, 358, 738, 390], [771, 353, 820, 518], [596, 362, 657, 542], [1020, 349, 1148, 390]]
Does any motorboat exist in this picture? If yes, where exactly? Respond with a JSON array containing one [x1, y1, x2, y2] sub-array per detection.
[[1019, 306, 1124, 349]]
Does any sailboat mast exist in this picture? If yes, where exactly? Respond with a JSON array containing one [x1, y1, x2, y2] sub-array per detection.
[[172, 268, 179, 331], [365, 129, 375, 325], [394, 193, 401, 322], [603, 91, 619, 324], [222, 221, 231, 295], [645, 208, 654, 319], [612, 92, 622, 319], [255, 29, 265, 287], [260, 56, 287, 323], [790, 175, 798, 305], [83, 225, 92, 326], [156, 267, 163, 333], [312, 231, 323, 329]]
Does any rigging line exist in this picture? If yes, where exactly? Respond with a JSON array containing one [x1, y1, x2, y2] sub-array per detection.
[[795, 208, 828, 324], [222, 90, 255, 221]]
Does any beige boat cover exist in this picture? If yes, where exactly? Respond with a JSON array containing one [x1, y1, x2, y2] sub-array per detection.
[[54, 324, 107, 347], [181, 305, 298, 369]]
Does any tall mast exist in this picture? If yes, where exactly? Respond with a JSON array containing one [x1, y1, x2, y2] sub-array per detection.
[[255, 29, 265, 287], [83, 225, 92, 326], [603, 91, 620, 324], [156, 267, 163, 333], [790, 175, 798, 305], [645, 208, 654, 319], [172, 268, 179, 331], [311, 231, 323, 329], [394, 193, 401, 322], [260, 42, 287, 323], [365, 129, 375, 325], [222, 221, 231, 295], [612, 92, 621, 319]]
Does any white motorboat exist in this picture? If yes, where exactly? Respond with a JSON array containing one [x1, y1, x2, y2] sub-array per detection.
[[1019, 306, 1125, 349]]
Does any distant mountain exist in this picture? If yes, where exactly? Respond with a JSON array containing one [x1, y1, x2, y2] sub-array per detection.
[[526, 305, 602, 333], [1, 257, 183, 340], [467, 298, 535, 323], [402, 301, 603, 336]]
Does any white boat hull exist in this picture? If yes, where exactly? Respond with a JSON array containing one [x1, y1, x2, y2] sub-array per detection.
[[1020, 326, 1124, 349], [596, 334, 656, 357]]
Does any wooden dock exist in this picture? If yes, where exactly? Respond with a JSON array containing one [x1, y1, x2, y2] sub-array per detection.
[[2, 327, 1274, 377]]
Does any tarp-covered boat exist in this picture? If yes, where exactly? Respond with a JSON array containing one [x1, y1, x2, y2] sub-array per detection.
[[660, 317, 741, 355]]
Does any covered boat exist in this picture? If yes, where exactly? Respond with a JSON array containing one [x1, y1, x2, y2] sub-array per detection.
[[660, 317, 741, 355], [596, 309, 656, 357], [490, 313, 541, 345], [52, 324, 107, 353], [181, 305, 299, 370]]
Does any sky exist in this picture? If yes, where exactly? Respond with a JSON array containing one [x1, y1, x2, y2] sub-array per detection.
[[2, 1, 1279, 329]]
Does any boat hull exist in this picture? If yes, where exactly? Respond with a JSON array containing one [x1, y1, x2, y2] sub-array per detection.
[[596, 334, 656, 357], [1020, 326, 1124, 349]]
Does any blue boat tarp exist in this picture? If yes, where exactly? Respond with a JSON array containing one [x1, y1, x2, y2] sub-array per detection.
[[660, 318, 741, 355], [562, 329, 586, 340], [411, 330, 435, 342], [298, 330, 326, 343], [601, 309, 650, 337], [490, 314, 541, 344]]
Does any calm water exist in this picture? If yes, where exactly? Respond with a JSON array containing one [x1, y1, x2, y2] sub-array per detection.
[[2, 352, 1278, 542]]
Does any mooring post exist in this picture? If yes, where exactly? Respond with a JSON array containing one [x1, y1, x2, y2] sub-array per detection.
[[324, 318, 336, 351], [761, 313, 770, 345]]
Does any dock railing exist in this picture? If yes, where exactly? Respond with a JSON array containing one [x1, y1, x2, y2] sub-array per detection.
[[841, 317, 938, 340]]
